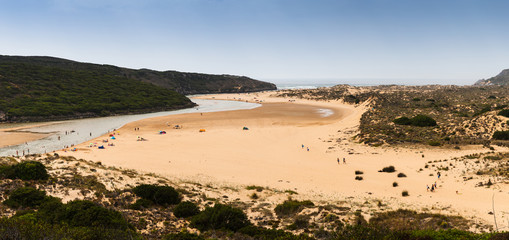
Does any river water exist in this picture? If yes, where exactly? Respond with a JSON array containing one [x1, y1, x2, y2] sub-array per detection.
[[0, 98, 260, 157]]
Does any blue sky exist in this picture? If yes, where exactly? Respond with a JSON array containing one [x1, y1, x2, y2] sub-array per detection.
[[1, 0, 508, 85]]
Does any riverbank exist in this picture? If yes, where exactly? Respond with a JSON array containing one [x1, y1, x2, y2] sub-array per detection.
[[58, 91, 509, 230]]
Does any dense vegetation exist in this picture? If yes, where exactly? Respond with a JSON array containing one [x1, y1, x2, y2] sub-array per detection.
[[0, 58, 196, 122], [1, 186, 137, 239], [0, 56, 275, 121], [0, 160, 49, 180], [493, 131, 509, 140], [132, 184, 181, 206]]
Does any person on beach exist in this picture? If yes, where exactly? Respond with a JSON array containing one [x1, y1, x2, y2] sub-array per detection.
[[337, 158, 340, 164], [427, 185, 430, 191], [343, 158, 346, 164], [307, 147, 309, 151], [437, 172, 441, 179], [302, 144, 304, 149], [431, 185, 435, 192]]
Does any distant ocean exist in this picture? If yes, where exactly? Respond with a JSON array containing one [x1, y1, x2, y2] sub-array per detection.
[[276, 83, 338, 90], [275, 82, 375, 90]]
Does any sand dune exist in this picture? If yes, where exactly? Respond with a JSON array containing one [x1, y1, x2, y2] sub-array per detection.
[[59, 92, 509, 230]]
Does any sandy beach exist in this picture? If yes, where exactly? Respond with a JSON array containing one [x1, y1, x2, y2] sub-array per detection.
[[58, 92, 509, 230], [0, 126, 51, 148]]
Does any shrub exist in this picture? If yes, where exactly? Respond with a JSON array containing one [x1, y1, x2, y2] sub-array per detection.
[[355, 176, 363, 181], [274, 200, 314, 217], [42, 200, 131, 230], [402, 191, 409, 197], [379, 166, 396, 173], [129, 198, 153, 210], [132, 184, 181, 205], [410, 115, 437, 127], [287, 215, 309, 230], [246, 185, 264, 192], [393, 117, 412, 125], [493, 131, 509, 140], [498, 109, 509, 117], [393, 182, 398, 187], [173, 201, 200, 218], [0, 217, 138, 240], [355, 170, 364, 175], [428, 140, 441, 146], [397, 173, 407, 178], [250, 193, 259, 199], [13, 161, 49, 180], [3, 187, 48, 208], [0, 161, 49, 180], [164, 231, 204, 240], [190, 203, 250, 232]]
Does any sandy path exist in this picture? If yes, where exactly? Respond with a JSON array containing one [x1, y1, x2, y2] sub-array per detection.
[[59, 92, 509, 230]]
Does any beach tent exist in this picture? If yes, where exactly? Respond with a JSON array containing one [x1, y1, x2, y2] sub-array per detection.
[[98, 146, 105, 149], [243, 127, 249, 130], [110, 136, 116, 140], [199, 129, 206, 132], [159, 131, 166, 134]]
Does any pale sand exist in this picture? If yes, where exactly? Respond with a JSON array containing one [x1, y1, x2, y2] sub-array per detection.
[[0, 130, 49, 148], [59, 92, 509, 230]]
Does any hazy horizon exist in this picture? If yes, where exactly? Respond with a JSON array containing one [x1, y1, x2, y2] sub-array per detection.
[[1, 0, 509, 85]]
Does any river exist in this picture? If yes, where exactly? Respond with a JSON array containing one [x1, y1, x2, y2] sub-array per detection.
[[0, 98, 260, 157]]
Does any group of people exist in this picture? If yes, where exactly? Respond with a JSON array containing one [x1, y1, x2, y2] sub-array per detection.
[[427, 171, 441, 192], [301, 144, 309, 151], [337, 157, 346, 164]]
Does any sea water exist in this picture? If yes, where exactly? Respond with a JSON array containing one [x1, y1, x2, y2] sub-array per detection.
[[0, 98, 260, 157]]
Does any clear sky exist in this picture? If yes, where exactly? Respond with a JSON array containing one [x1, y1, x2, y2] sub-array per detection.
[[1, 0, 508, 85]]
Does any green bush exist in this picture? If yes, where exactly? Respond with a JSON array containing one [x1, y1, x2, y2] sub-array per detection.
[[132, 184, 181, 205], [499, 109, 509, 117], [164, 231, 204, 240], [129, 198, 153, 210], [393, 117, 412, 125], [410, 115, 437, 127], [42, 200, 131, 230], [493, 131, 509, 140], [394, 115, 437, 127], [190, 203, 250, 232], [0, 217, 139, 240], [239, 225, 314, 239], [0, 161, 49, 180], [397, 173, 407, 178], [379, 166, 396, 173], [3, 187, 49, 208], [393, 182, 398, 187], [402, 191, 409, 197], [274, 200, 314, 217], [173, 201, 200, 218], [428, 140, 441, 146], [14, 161, 49, 180]]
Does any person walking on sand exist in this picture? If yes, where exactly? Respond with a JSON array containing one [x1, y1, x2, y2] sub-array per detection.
[[302, 144, 304, 149], [337, 158, 340, 164], [437, 172, 441, 179], [343, 158, 346, 164], [307, 147, 309, 152], [427, 185, 430, 191]]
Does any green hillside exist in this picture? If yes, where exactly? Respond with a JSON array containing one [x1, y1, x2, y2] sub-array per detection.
[[0, 56, 277, 95], [0, 60, 195, 122]]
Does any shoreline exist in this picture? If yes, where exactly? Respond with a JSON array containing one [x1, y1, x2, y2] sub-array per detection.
[[58, 91, 509, 230]]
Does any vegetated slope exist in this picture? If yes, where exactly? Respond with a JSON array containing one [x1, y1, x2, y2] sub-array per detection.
[[278, 85, 509, 146], [475, 69, 509, 86], [0, 55, 277, 95], [0, 59, 195, 122]]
